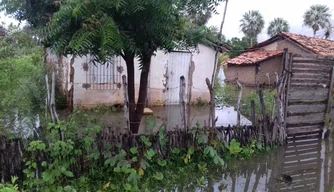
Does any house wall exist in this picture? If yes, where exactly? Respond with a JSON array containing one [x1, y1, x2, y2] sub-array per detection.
[[225, 56, 282, 86], [225, 65, 256, 85], [52, 44, 216, 108], [191, 44, 216, 103], [261, 39, 313, 55], [257, 57, 282, 85]]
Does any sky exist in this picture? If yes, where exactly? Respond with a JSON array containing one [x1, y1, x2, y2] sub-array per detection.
[[208, 0, 334, 42], [1, 1, 334, 42]]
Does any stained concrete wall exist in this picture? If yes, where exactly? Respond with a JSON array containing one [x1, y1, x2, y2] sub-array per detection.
[[51, 44, 216, 108]]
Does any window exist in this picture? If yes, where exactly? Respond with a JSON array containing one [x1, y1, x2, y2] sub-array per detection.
[[85, 56, 122, 90]]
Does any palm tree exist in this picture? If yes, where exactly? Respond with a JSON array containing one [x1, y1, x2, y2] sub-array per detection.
[[240, 10, 264, 46], [324, 22, 333, 39], [267, 18, 290, 37], [303, 4, 331, 37]]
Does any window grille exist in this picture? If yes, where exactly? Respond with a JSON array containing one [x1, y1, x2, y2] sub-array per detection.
[[85, 56, 122, 90]]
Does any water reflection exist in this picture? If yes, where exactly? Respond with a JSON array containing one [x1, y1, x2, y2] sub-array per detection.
[[75, 105, 252, 135], [195, 135, 334, 192]]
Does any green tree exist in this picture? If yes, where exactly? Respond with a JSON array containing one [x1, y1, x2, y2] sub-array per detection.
[[0, 24, 45, 136], [303, 4, 331, 37], [226, 37, 255, 58], [267, 18, 290, 37], [0, 0, 58, 28], [239, 10, 264, 46], [44, 0, 223, 133]]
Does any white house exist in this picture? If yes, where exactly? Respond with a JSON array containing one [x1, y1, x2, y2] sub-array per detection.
[[48, 44, 228, 108]]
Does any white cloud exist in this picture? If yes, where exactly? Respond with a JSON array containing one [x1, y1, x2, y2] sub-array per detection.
[[208, 0, 334, 41]]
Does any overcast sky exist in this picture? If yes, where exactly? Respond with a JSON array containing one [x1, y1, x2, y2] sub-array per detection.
[[2, 1, 334, 42], [208, 0, 334, 42]]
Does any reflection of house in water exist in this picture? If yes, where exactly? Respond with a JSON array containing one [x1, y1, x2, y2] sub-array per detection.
[[202, 136, 334, 192], [138, 105, 251, 134]]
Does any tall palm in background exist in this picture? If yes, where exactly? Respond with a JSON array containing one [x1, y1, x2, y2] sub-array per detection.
[[324, 23, 333, 39], [267, 18, 290, 37], [240, 10, 264, 46], [303, 4, 331, 37]]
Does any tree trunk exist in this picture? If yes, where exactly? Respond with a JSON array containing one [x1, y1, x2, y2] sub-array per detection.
[[68, 56, 75, 112], [132, 55, 152, 133], [211, 0, 229, 87], [124, 55, 136, 133], [123, 53, 151, 134]]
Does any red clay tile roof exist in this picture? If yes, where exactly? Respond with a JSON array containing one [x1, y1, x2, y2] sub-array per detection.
[[250, 32, 334, 56], [222, 50, 283, 65], [281, 32, 334, 56]]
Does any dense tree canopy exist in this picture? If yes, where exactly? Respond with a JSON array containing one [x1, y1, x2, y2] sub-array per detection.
[[0, 0, 58, 27], [0, 24, 45, 136], [226, 37, 255, 58]]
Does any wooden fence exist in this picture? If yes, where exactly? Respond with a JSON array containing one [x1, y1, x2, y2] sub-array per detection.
[[0, 123, 275, 183], [284, 53, 334, 137]]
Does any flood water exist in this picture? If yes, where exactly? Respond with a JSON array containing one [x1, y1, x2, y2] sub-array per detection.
[[65, 105, 251, 134], [165, 135, 334, 192], [69, 105, 334, 191]]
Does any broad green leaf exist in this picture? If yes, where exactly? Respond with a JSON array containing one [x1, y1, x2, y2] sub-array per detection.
[[63, 171, 74, 177], [123, 183, 131, 191], [41, 161, 47, 167], [171, 148, 180, 154], [153, 172, 164, 180], [188, 146, 195, 155], [132, 156, 138, 162], [130, 147, 138, 155], [42, 171, 51, 182], [140, 159, 149, 170], [158, 160, 167, 167], [114, 167, 121, 173]]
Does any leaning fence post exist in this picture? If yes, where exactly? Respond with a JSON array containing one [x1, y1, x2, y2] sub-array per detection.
[[122, 75, 130, 133], [236, 81, 243, 127], [180, 76, 187, 130]]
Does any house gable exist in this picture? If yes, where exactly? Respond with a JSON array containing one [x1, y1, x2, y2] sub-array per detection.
[[250, 32, 334, 56]]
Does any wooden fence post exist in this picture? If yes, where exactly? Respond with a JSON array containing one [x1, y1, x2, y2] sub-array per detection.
[[122, 75, 130, 133], [236, 81, 243, 127], [251, 100, 256, 126], [206, 78, 216, 128], [259, 90, 269, 145], [180, 76, 187, 130]]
